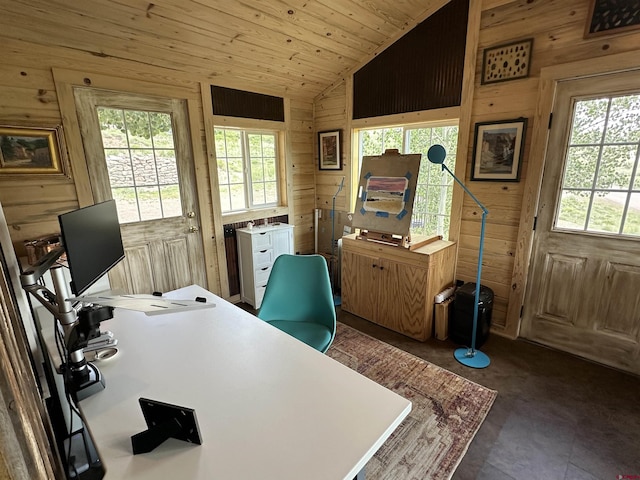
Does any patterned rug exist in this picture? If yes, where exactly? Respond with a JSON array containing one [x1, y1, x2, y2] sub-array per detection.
[[326, 323, 497, 480]]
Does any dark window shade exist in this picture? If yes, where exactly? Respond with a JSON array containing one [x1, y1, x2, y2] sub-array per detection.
[[211, 86, 284, 122], [353, 0, 468, 120]]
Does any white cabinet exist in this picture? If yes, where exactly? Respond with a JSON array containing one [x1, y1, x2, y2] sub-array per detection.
[[236, 223, 294, 308]]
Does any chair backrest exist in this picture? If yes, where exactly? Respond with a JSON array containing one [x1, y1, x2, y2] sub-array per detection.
[[258, 254, 336, 332]]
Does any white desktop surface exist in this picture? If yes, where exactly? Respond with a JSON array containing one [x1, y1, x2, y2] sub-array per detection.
[[78, 285, 411, 479]]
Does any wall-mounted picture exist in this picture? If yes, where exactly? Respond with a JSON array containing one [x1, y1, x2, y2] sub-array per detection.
[[318, 130, 342, 170], [481, 38, 533, 85], [0, 126, 65, 175], [471, 118, 527, 182]]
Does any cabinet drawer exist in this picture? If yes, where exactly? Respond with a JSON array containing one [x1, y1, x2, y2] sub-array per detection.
[[254, 249, 274, 268], [252, 231, 273, 251], [255, 284, 267, 308], [254, 264, 272, 284]]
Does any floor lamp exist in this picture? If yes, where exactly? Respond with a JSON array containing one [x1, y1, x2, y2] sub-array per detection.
[[427, 145, 490, 369], [331, 177, 345, 306]]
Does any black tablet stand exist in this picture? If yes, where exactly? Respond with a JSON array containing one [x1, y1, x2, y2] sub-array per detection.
[[131, 398, 202, 455]]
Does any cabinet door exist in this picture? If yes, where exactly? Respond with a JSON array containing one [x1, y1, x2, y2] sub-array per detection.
[[342, 250, 379, 321], [393, 260, 429, 340], [272, 227, 292, 257]]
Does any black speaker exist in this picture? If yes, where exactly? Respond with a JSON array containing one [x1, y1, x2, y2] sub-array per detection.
[[450, 282, 493, 348]]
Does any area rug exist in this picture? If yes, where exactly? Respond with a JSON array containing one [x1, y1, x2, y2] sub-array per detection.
[[326, 323, 497, 480]]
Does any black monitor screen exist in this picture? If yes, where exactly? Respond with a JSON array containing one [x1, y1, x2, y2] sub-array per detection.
[[58, 200, 125, 296]]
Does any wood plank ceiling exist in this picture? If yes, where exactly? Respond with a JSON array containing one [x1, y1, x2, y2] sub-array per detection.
[[1, 0, 450, 100]]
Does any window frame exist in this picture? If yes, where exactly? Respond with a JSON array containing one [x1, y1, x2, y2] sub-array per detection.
[[553, 92, 640, 238], [212, 120, 288, 223], [353, 118, 460, 240]]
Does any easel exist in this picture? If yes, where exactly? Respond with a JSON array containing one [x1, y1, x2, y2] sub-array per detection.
[[351, 149, 422, 250]]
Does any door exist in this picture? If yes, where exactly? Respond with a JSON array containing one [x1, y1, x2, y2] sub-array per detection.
[[522, 70, 640, 375], [73, 88, 207, 294]]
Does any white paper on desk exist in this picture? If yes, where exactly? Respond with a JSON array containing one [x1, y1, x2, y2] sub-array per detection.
[[67, 293, 215, 316]]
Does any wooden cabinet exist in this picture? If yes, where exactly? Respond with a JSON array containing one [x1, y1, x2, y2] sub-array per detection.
[[236, 223, 294, 308], [341, 234, 456, 341]]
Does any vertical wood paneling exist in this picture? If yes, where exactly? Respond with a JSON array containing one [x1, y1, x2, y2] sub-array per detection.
[[352, 0, 469, 119]]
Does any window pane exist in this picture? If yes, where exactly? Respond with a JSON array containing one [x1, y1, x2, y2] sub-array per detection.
[[622, 193, 640, 235], [361, 129, 384, 156], [112, 187, 139, 223], [98, 108, 128, 148], [264, 157, 277, 181], [556, 190, 589, 230], [155, 150, 178, 184], [137, 187, 162, 221], [595, 145, 635, 190], [569, 99, 608, 145], [160, 185, 182, 217], [228, 157, 244, 183], [225, 130, 242, 157], [125, 111, 153, 148], [248, 134, 263, 158], [218, 185, 231, 212], [251, 157, 264, 182], [215, 129, 227, 157], [230, 184, 246, 211], [105, 149, 134, 186], [587, 191, 624, 234], [150, 112, 174, 148], [563, 146, 598, 189], [217, 158, 229, 185], [252, 183, 266, 205], [606, 95, 640, 143], [265, 181, 278, 204], [131, 149, 158, 186]]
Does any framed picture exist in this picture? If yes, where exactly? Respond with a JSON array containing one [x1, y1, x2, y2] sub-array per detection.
[[471, 118, 527, 182], [0, 126, 66, 176], [318, 130, 342, 170], [481, 38, 533, 85]]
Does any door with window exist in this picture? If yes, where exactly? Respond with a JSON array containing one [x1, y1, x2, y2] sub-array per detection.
[[522, 70, 640, 375], [73, 88, 207, 294]]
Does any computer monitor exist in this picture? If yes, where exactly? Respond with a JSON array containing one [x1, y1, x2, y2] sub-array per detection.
[[58, 200, 125, 296]]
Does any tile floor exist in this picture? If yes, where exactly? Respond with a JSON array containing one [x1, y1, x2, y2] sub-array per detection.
[[336, 309, 640, 480]]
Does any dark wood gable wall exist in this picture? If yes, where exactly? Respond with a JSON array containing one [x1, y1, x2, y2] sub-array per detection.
[[353, 0, 469, 119]]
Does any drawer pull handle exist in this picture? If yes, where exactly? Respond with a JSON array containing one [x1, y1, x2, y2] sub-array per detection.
[[260, 250, 267, 253], [261, 267, 269, 271], [372, 264, 377, 268]]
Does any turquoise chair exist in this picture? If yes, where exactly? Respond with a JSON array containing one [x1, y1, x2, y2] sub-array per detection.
[[258, 254, 336, 353]]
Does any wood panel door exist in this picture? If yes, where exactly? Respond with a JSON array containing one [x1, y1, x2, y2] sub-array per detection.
[[521, 71, 640, 375], [73, 88, 206, 294]]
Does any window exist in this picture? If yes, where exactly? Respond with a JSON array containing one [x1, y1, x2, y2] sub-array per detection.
[[358, 123, 459, 238], [97, 108, 181, 224], [557, 93, 640, 236], [214, 128, 279, 213]]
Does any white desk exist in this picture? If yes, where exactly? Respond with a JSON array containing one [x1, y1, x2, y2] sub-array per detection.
[[77, 285, 411, 479]]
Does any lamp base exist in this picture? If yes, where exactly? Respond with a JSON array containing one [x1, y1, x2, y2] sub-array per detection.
[[454, 347, 490, 369], [333, 294, 342, 306]]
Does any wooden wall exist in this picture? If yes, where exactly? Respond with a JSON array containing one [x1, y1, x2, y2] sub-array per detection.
[[313, 0, 640, 337], [0, 42, 316, 296], [314, 80, 351, 221]]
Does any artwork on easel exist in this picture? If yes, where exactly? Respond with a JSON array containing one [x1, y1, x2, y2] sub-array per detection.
[[352, 149, 421, 244]]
